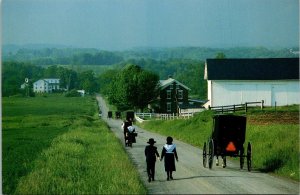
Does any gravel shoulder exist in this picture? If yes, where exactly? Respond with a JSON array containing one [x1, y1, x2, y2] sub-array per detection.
[[96, 95, 299, 194]]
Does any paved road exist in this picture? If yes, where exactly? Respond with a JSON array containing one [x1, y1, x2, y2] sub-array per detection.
[[96, 95, 299, 194]]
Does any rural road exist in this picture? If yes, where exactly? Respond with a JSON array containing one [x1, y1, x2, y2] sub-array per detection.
[[96, 95, 299, 194]]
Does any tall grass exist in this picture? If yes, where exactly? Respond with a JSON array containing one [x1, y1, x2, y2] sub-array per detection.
[[2, 95, 146, 194], [140, 108, 299, 181], [15, 120, 146, 194], [247, 124, 298, 179]]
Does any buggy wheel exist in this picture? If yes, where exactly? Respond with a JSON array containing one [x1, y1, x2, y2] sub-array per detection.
[[208, 139, 214, 169], [203, 142, 207, 168], [240, 147, 245, 169], [247, 142, 252, 172]]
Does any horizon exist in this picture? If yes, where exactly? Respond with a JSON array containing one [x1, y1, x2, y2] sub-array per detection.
[[3, 43, 299, 52], [2, 0, 299, 51]]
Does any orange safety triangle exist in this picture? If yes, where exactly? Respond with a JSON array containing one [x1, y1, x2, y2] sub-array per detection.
[[226, 141, 236, 152]]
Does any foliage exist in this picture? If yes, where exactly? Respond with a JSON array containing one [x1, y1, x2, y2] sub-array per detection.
[[139, 107, 299, 181], [2, 95, 146, 194], [2, 62, 99, 97], [3, 47, 124, 65], [78, 70, 99, 94], [106, 58, 207, 99], [65, 89, 81, 97], [4, 46, 299, 99], [2, 61, 43, 96], [106, 65, 159, 111], [215, 52, 226, 59], [98, 69, 120, 95]]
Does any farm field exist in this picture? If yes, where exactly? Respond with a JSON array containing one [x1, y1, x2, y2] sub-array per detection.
[[139, 106, 299, 181], [2, 95, 146, 194]]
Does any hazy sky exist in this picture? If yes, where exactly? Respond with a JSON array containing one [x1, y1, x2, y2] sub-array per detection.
[[2, 0, 299, 50]]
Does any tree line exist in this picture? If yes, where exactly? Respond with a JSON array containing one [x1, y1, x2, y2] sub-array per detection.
[[3, 48, 124, 66], [2, 61, 99, 97], [2, 61, 161, 112], [3, 46, 298, 66]]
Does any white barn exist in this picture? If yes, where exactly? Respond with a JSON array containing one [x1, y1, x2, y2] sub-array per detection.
[[33, 78, 60, 93], [204, 58, 299, 108]]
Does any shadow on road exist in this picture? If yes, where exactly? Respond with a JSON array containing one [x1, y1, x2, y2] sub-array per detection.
[[173, 175, 257, 181]]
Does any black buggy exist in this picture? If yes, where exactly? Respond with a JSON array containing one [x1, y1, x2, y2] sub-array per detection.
[[203, 114, 252, 171]]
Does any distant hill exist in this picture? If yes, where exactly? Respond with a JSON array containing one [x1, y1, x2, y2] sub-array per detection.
[[122, 46, 299, 61], [2, 45, 299, 65]]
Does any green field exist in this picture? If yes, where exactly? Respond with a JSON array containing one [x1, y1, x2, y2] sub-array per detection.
[[2, 95, 146, 194], [139, 106, 299, 181]]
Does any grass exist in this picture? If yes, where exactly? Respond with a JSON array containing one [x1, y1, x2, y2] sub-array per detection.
[[2, 94, 146, 194], [139, 106, 299, 181]]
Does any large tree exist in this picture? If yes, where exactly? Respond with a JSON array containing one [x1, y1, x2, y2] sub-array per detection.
[[107, 65, 159, 111], [78, 70, 99, 94]]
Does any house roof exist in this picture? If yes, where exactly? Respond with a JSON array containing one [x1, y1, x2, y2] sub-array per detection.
[[205, 58, 299, 80], [159, 78, 191, 90], [34, 78, 60, 84]]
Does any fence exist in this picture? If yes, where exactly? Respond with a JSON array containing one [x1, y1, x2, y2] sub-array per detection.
[[135, 112, 195, 122], [208, 101, 264, 113]]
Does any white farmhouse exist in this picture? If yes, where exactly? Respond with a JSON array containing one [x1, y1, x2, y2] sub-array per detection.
[[33, 78, 60, 93], [204, 58, 299, 107]]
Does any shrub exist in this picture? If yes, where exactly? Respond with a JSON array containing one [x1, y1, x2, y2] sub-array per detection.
[[65, 89, 81, 97]]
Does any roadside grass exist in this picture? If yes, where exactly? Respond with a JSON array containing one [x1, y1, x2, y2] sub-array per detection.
[[2, 95, 146, 194], [139, 106, 299, 181], [15, 120, 146, 194]]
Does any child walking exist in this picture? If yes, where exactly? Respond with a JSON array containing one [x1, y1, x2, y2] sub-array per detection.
[[144, 138, 160, 182], [160, 136, 178, 181]]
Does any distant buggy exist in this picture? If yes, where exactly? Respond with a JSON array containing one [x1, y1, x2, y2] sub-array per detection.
[[203, 114, 252, 171]]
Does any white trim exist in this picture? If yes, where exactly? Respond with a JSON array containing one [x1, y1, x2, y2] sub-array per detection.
[[164, 144, 176, 153], [160, 78, 191, 90]]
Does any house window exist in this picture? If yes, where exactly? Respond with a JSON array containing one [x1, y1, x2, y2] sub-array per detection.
[[167, 102, 172, 112], [176, 84, 179, 89], [178, 90, 183, 99], [167, 90, 171, 99], [170, 84, 173, 89]]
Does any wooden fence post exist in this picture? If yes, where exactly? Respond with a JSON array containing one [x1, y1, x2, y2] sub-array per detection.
[[245, 103, 248, 112]]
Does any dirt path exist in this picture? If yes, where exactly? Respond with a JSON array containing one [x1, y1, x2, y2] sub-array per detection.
[[96, 95, 299, 194]]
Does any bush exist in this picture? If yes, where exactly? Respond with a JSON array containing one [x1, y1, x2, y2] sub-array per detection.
[[65, 89, 81, 97]]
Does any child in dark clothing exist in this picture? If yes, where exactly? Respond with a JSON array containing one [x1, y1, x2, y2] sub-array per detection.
[[160, 136, 178, 181], [144, 138, 160, 182]]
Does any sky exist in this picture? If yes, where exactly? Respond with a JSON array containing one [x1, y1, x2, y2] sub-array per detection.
[[2, 0, 299, 50]]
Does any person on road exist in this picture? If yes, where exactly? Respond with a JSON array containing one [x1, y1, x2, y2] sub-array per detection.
[[160, 136, 178, 181], [121, 119, 132, 147], [127, 125, 136, 147], [144, 138, 160, 182]]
